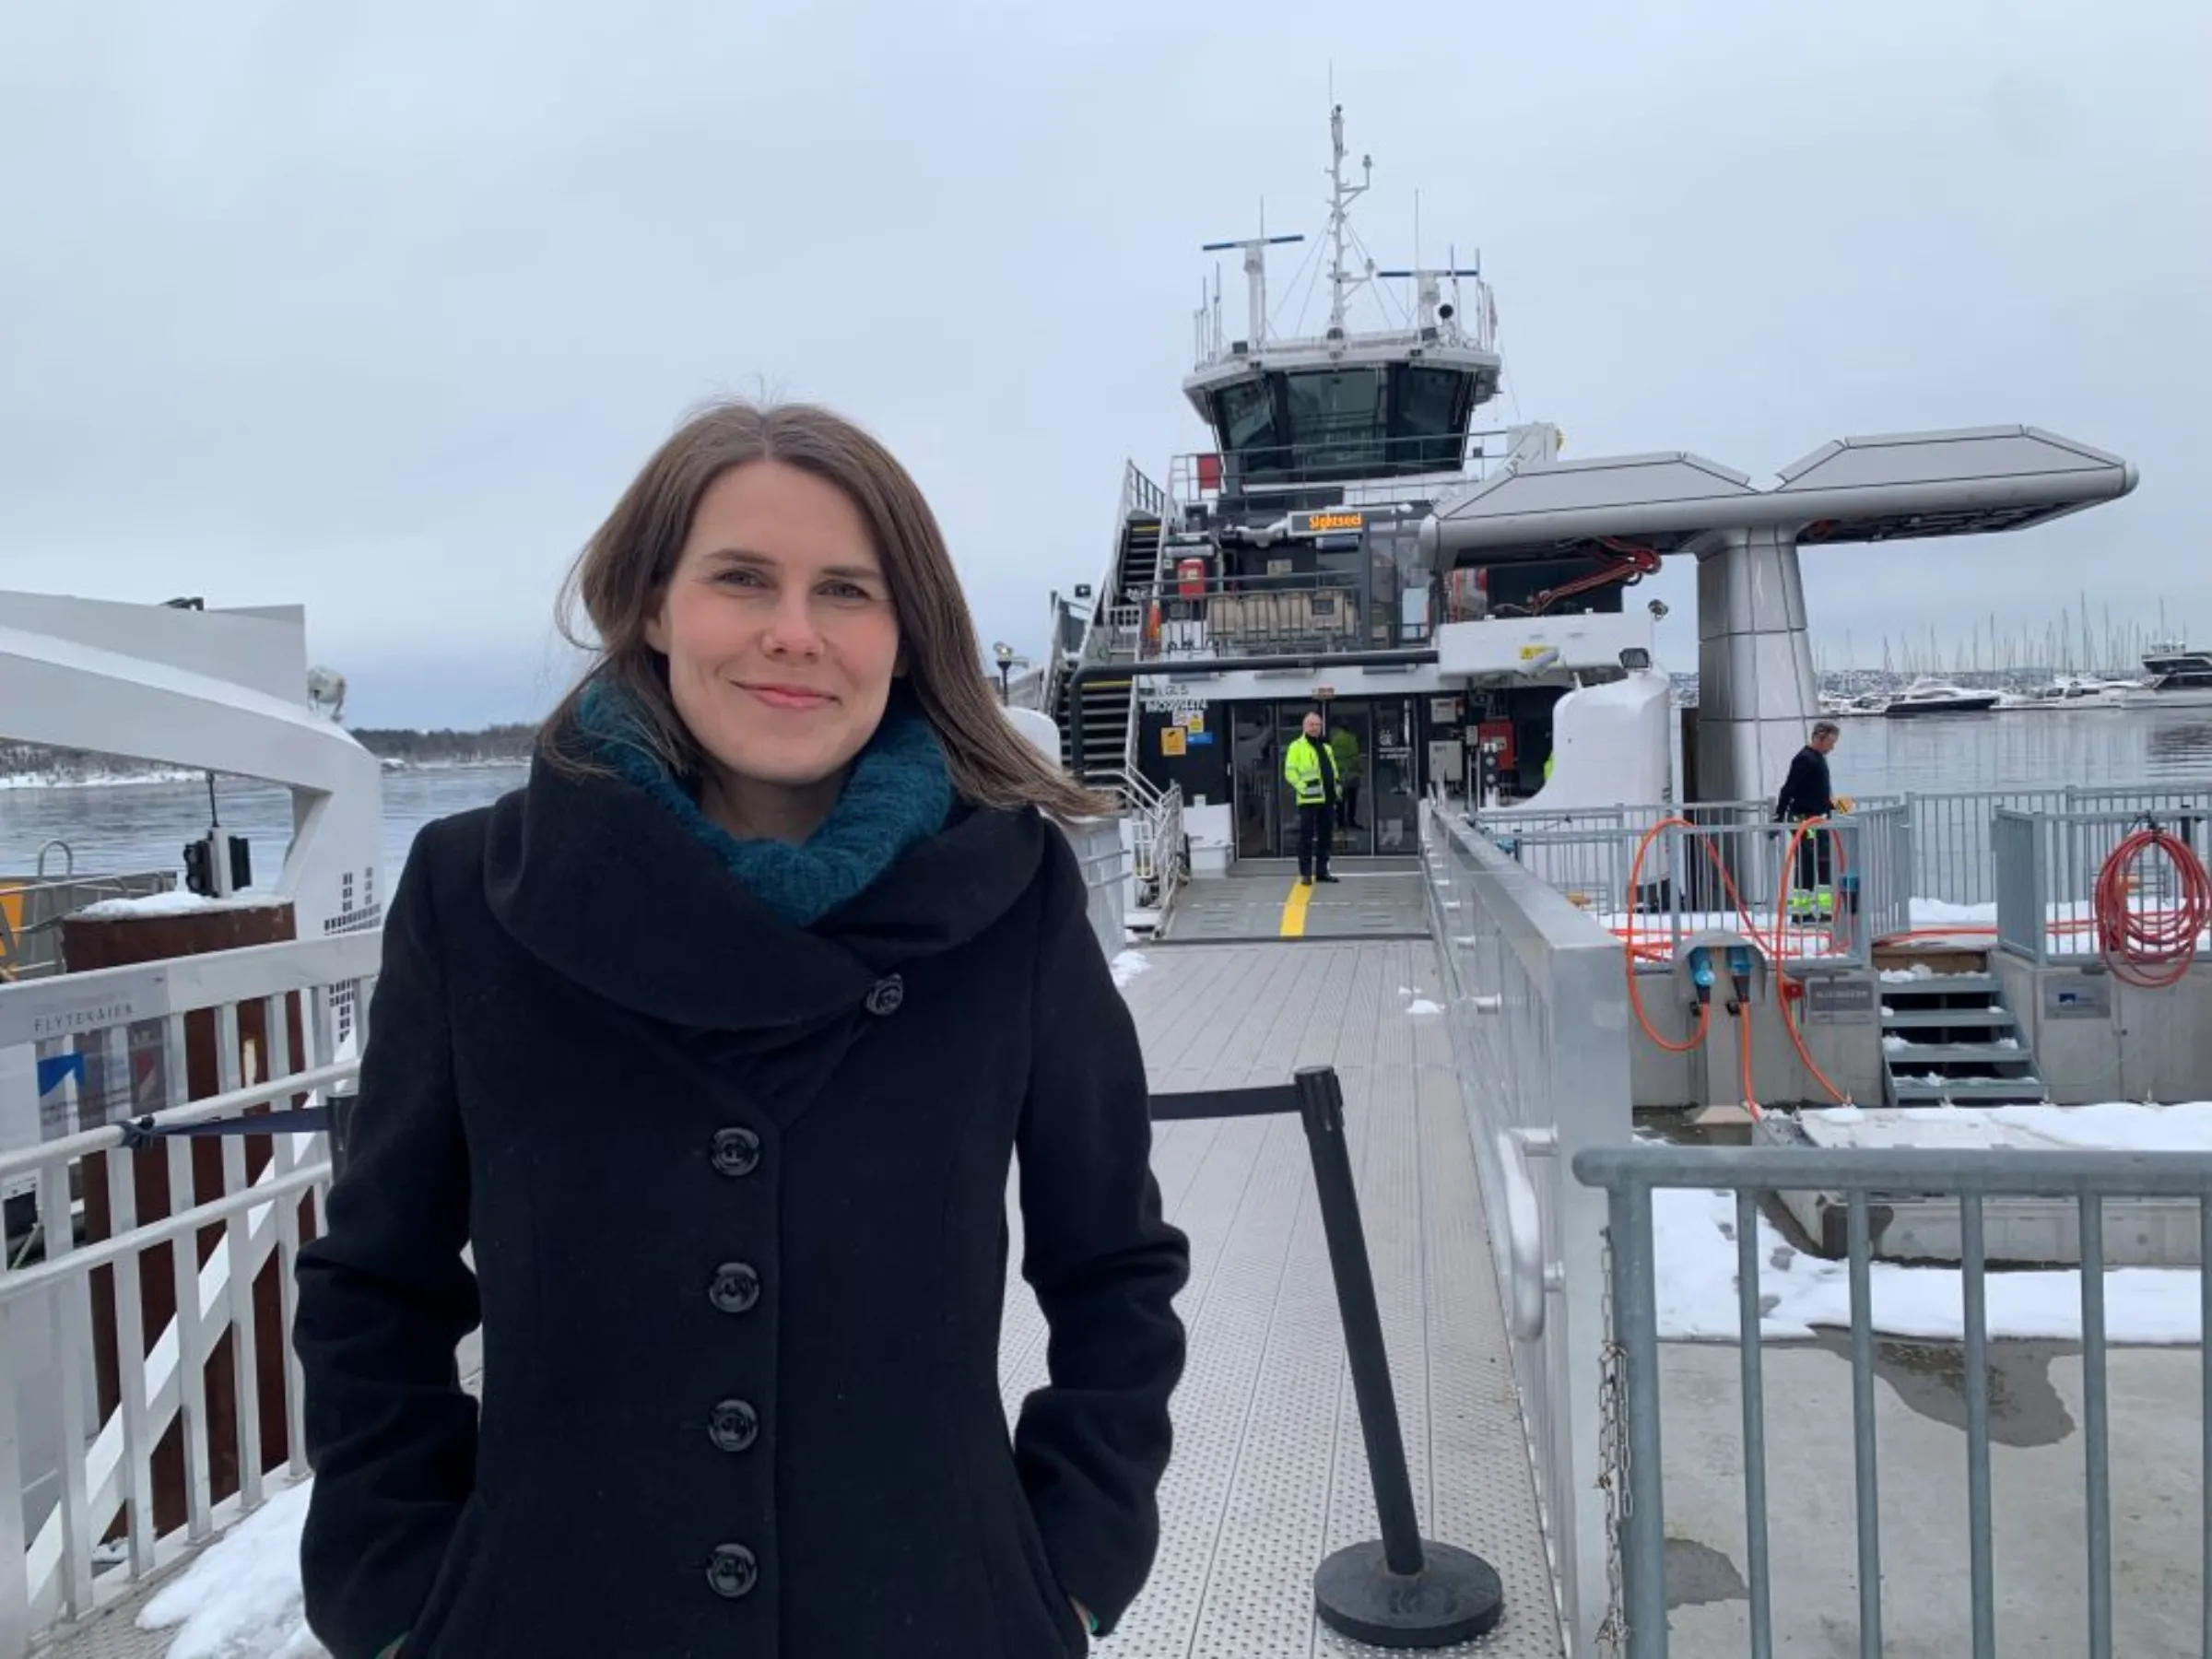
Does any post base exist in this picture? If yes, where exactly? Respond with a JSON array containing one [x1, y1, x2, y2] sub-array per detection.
[[1312, 1539, 1504, 1648]]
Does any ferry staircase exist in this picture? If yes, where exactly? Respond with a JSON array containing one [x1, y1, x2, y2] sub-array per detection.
[[1056, 509, 1163, 785]]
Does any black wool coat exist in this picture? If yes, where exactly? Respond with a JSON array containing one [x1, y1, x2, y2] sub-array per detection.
[[292, 754, 1191, 1658]]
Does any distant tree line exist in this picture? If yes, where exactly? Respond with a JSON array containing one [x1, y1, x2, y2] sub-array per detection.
[[349, 724, 538, 765], [0, 738, 178, 784]]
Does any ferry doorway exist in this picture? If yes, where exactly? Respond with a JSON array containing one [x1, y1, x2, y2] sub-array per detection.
[[1231, 697, 1421, 861]]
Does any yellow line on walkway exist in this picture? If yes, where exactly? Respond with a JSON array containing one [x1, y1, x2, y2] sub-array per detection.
[[1278, 877, 1312, 937]]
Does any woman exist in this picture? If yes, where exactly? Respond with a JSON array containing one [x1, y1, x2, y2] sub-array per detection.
[[293, 401, 1192, 1658]]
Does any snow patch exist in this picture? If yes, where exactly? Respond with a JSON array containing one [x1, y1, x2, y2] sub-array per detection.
[[136, 1479, 328, 1657], [77, 890, 281, 919], [1109, 950, 1150, 991]]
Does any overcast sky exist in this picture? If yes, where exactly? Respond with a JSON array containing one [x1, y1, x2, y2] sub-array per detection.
[[5, 1, 2206, 727]]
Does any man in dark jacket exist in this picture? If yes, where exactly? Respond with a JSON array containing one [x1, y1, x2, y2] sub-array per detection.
[[1774, 721, 1848, 919]]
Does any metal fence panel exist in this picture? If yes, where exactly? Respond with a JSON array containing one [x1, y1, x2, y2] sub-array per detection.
[[1571, 1141, 2212, 1659], [1473, 815, 1885, 968], [1988, 806, 2212, 967], [1992, 807, 2047, 961]]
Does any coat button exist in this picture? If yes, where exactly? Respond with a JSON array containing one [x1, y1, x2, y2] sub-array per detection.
[[708, 1262, 760, 1314], [708, 1398, 759, 1453], [711, 1126, 761, 1178], [865, 974, 904, 1017], [707, 1542, 758, 1599]]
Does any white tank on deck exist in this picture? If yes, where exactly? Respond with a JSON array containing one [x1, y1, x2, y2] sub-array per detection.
[[1004, 705, 1061, 765], [1523, 667, 1674, 810]]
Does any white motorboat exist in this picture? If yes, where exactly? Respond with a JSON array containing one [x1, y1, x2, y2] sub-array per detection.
[[1882, 678, 2000, 717]]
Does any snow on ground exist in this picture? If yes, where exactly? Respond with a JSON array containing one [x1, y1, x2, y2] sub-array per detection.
[[1654, 1184, 2202, 1343], [0, 768, 203, 791], [1109, 949, 1150, 991], [1908, 896, 1996, 928], [136, 1479, 326, 1657], [1395, 983, 1442, 1016], [1653, 1100, 2211, 1343], [1811, 1100, 2212, 1154]]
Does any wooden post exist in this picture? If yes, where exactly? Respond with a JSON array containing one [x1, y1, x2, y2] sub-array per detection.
[[62, 899, 310, 1539]]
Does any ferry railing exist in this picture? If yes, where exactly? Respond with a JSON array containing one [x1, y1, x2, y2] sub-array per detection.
[[0, 932, 375, 1657], [1991, 805, 2212, 966], [1574, 1140, 2212, 1658], [1422, 804, 1631, 1652], [1125, 784, 1186, 917], [1128, 572, 1374, 663], [1894, 783, 2212, 906], [0, 876, 179, 983], [1902, 787, 2070, 906], [1468, 785, 2212, 916], [1166, 426, 1529, 507], [1471, 799, 1775, 838], [1474, 811, 1905, 969]]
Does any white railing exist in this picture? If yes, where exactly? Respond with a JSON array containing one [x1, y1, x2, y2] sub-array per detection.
[[0, 932, 377, 1655], [1065, 818, 1130, 959], [1127, 783, 1187, 917]]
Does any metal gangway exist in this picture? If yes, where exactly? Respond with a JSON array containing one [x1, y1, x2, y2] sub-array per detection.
[[6, 809, 2209, 1659]]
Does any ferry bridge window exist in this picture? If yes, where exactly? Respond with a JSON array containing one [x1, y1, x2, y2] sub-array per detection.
[[1214, 378, 1277, 453], [1281, 368, 1386, 471], [1391, 366, 1471, 470]]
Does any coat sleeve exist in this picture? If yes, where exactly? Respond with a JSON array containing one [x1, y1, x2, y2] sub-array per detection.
[[293, 832, 481, 1659], [1012, 827, 1192, 1638]]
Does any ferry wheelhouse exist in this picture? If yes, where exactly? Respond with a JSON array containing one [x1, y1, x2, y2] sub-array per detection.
[[1043, 108, 1669, 863]]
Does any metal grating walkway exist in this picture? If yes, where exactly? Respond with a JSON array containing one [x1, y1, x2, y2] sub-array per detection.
[[33, 940, 1562, 1658], [1005, 939, 1565, 1657]]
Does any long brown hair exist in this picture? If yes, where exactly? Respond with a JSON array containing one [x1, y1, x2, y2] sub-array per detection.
[[543, 399, 1108, 822]]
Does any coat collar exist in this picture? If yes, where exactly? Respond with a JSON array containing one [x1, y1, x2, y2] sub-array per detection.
[[481, 721, 1049, 1037]]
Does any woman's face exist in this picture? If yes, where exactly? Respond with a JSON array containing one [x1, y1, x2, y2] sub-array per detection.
[[645, 460, 903, 803]]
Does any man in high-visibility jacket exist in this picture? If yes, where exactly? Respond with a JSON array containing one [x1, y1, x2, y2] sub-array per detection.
[[1283, 711, 1342, 885]]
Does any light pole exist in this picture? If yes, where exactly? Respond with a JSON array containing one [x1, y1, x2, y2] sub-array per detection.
[[992, 641, 1017, 704]]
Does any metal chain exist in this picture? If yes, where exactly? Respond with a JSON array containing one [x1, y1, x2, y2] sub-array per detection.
[[1594, 1224, 1630, 1657]]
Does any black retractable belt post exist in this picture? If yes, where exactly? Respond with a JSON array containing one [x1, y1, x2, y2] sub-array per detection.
[[1150, 1065, 1504, 1647]]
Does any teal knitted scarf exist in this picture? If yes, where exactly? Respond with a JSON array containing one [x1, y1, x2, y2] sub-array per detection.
[[574, 678, 953, 927]]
